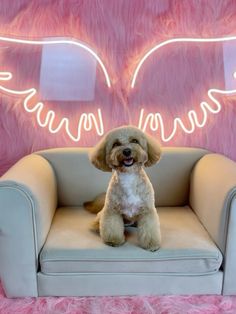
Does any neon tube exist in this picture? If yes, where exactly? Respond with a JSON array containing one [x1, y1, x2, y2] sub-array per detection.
[[0, 71, 104, 141], [133, 35, 236, 140], [131, 36, 236, 88], [138, 87, 236, 142], [0, 36, 111, 88]]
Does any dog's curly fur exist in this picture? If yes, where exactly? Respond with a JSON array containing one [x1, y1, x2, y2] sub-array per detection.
[[84, 126, 161, 251]]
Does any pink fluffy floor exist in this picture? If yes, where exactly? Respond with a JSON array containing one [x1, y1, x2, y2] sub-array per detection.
[[0, 283, 236, 314]]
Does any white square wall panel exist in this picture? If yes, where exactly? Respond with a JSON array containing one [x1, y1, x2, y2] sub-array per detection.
[[39, 39, 97, 101], [223, 41, 236, 91]]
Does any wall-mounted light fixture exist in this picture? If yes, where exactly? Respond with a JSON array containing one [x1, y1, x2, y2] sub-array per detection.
[[0, 36, 108, 141], [133, 36, 236, 141]]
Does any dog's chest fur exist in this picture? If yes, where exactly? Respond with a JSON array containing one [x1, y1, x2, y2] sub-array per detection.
[[118, 172, 142, 218]]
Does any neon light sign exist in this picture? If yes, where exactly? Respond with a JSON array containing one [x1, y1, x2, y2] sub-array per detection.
[[0, 71, 104, 141], [131, 36, 236, 88], [138, 87, 236, 142], [0, 36, 108, 141], [0, 35, 236, 142], [132, 36, 236, 141], [0, 36, 111, 88]]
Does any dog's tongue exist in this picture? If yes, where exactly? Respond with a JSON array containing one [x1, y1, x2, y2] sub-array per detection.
[[123, 158, 134, 166]]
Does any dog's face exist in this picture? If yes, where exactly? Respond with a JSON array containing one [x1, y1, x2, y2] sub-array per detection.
[[90, 126, 161, 172]]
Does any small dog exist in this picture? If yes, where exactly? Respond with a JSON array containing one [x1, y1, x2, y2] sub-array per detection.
[[85, 126, 161, 251]]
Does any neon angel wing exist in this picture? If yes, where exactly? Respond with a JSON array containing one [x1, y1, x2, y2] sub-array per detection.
[[0, 36, 111, 142], [130, 36, 236, 142]]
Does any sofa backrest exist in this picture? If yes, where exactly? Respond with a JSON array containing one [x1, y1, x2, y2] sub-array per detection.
[[36, 147, 208, 207]]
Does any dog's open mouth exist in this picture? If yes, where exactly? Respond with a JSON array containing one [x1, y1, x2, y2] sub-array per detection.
[[122, 158, 134, 167]]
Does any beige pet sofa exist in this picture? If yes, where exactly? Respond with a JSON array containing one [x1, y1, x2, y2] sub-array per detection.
[[0, 147, 236, 297]]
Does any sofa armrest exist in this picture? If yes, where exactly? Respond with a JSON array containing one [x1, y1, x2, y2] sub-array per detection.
[[0, 154, 57, 297], [190, 153, 236, 252], [189, 153, 236, 295]]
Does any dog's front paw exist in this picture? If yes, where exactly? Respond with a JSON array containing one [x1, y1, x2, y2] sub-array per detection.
[[142, 242, 160, 252], [104, 235, 125, 247], [139, 236, 161, 252], [137, 212, 161, 252]]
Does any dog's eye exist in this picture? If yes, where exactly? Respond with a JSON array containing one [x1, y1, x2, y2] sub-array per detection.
[[130, 139, 139, 144], [112, 141, 121, 148]]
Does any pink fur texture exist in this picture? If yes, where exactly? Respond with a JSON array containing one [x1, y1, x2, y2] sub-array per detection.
[[1, 282, 236, 314], [0, 0, 236, 175]]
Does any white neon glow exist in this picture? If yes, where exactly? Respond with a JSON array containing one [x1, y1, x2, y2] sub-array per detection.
[[131, 36, 236, 88], [138, 86, 236, 142], [0, 72, 12, 80], [0, 71, 104, 141], [0, 36, 111, 87], [132, 35, 236, 141]]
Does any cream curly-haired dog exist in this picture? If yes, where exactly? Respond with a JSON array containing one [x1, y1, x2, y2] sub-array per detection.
[[85, 126, 161, 251]]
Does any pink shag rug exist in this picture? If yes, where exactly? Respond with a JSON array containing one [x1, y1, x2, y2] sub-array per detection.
[[1, 283, 236, 314]]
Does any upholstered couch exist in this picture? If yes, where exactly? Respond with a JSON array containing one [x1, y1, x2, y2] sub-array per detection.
[[0, 147, 236, 297]]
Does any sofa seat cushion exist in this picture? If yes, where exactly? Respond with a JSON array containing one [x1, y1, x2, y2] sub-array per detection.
[[40, 207, 222, 275]]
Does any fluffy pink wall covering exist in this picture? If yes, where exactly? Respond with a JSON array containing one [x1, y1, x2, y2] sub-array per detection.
[[0, 0, 236, 175]]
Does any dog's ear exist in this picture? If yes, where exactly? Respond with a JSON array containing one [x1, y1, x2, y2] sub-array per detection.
[[90, 136, 112, 172], [144, 133, 162, 167]]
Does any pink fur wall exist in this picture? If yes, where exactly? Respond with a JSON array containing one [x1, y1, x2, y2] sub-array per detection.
[[0, 0, 236, 175]]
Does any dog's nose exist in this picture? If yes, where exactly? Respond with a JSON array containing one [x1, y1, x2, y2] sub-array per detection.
[[123, 148, 131, 157]]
